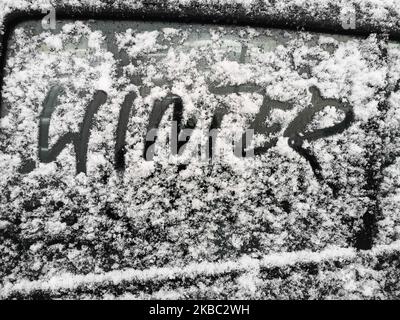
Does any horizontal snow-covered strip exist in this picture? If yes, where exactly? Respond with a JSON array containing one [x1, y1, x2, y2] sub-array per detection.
[[2, 241, 400, 298], [2, 0, 400, 37], [259, 246, 355, 267]]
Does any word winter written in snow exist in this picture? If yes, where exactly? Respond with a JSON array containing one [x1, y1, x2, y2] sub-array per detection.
[[18, 84, 354, 181]]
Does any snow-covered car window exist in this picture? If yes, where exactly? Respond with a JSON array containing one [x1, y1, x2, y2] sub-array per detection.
[[1, 6, 400, 300]]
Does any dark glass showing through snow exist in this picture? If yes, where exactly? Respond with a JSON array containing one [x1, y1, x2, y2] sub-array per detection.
[[1, 18, 399, 290]]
